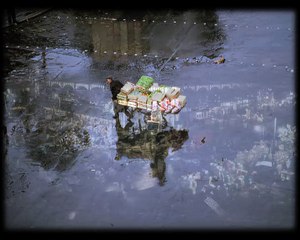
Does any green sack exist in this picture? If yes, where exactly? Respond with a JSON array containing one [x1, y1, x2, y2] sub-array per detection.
[[136, 76, 154, 90]]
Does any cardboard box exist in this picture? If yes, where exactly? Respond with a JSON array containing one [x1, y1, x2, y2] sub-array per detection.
[[121, 82, 135, 95], [166, 87, 180, 99], [151, 92, 166, 102], [177, 95, 187, 107]]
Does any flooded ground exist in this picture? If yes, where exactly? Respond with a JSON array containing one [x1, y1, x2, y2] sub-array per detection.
[[3, 9, 295, 230]]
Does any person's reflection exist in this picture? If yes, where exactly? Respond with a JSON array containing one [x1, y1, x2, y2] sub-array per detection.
[[114, 117, 189, 186]]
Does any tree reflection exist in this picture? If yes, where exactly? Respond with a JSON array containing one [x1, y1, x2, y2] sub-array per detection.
[[5, 84, 92, 172], [114, 117, 189, 186], [24, 109, 91, 172]]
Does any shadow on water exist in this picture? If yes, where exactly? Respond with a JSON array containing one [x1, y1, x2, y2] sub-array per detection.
[[114, 116, 189, 186]]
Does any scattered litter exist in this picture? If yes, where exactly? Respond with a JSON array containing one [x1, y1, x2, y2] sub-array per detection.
[[255, 161, 272, 167], [68, 211, 76, 220], [190, 178, 197, 195], [105, 182, 121, 192], [182, 172, 201, 194], [236, 168, 248, 174], [208, 176, 216, 188], [204, 196, 225, 216], [213, 56, 225, 64]]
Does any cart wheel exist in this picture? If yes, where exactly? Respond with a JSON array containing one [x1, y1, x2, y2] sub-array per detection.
[[144, 113, 151, 124]]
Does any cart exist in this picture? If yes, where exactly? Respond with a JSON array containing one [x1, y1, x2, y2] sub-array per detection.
[[116, 76, 186, 124]]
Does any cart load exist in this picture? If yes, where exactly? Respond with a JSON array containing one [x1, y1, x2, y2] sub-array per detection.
[[116, 76, 186, 116]]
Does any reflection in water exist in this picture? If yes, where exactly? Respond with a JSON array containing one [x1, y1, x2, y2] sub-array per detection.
[[3, 9, 295, 228], [5, 83, 92, 172], [89, 10, 225, 63], [86, 10, 226, 81], [2, 9, 226, 83], [92, 20, 144, 56], [25, 109, 91, 171], [114, 117, 189, 185]]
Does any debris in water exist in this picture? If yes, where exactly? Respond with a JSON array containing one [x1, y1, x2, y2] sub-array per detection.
[[255, 161, 272, 167], [68, 211, 76, 220], [182, 172, 201, 194], [204, 196, 225, 216], [213, 56, 225, 64]]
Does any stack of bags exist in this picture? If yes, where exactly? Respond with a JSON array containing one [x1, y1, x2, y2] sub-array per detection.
[[136, 75, 154, 90], [117, 82, 134, 106], [158, 87, 186, 114], [117, 82, 135, 106], [138, 95, 148, 110], [146, 98, 153, 111], [127, 90, 142, 108], [117, 92, 128, 106], [116, 76, 187, 115]]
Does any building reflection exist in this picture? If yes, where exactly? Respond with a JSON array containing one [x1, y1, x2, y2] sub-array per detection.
[[114, 117, 189, 186], [89, 10, 225, 59], [92, 20, 144, 57]]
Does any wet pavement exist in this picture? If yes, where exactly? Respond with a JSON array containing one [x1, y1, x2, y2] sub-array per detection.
[[3, 9, 295, 230]]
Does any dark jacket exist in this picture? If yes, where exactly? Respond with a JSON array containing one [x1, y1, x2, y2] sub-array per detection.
[[110, 80, 124, 100]]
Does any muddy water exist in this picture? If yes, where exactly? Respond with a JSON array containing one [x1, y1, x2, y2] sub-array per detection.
[[3, 9, 295, 229]]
